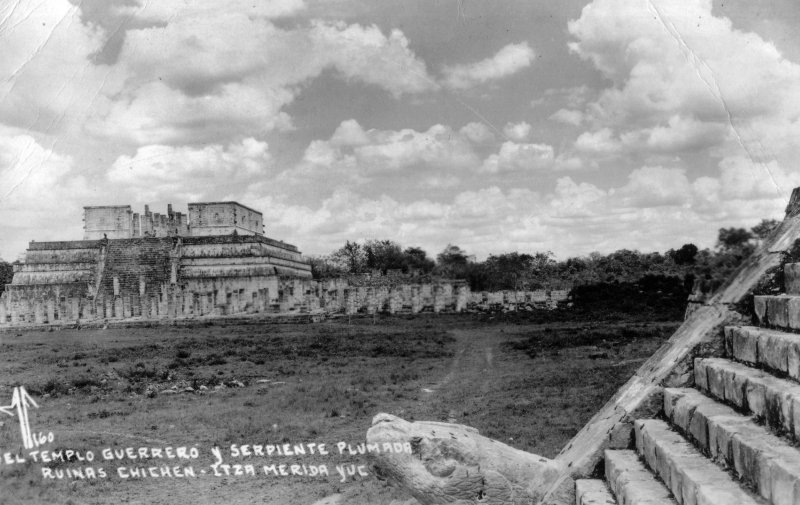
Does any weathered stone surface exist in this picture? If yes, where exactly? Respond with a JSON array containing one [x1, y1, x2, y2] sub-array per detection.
[[664, 389, 735, 452], [603, 450, 673, 505], [704, 359, 727, 400], [693, 358, 709, 392], [788, 297, 800, 331], [738, 325, 800, 380], [754, 295, 800, 330], [784, 263, 800, 295], [574, 479, 616, 505], [767, 296, 791, 328], [754, 296, 768, 326], [663, 388, 800, 505], [366, 413, 568, 505], [694, 358, 800, 439], [759, 332, 791, 373], [724, 326, 760, 364], [605, 450, 675, 505], [635, 419, 766, 505]]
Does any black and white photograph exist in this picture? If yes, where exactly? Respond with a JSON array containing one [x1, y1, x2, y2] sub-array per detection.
[[2, 1, 800, 504]]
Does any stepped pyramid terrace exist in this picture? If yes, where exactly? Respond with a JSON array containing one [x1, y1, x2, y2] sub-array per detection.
[[0, 202, 312, 325]]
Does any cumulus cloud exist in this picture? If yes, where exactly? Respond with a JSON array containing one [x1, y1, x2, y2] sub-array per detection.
[[549, 109, 584, 126], [91, 82, 295, 145], [567, 0, 800, 165], [114, 0, 306, 21], [574, 128, 622, 155], [247, 158, 793, 260], [553, 154, 587, 171], [442, 42, 535, 90], [295, 119, 567, 186], [310, 21, 437, 96], [717, 156, 798, 201], [503, 121, 532, 141], [0, 0, 116, 134], [90, 15, 437, 144], [643, 115, 729, 153], [459, 122, 495, 144], [613, 166, 692, 207], [292, 120, 480, 183], [480, 142, 555, 173], [107, 139, 273, 203], [353, 124, 477, 171], [0, 131, 91, 259], [244, 187, 548, 258]]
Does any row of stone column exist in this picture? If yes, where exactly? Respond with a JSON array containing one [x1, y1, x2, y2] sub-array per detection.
[[0, 282, 470, 326], [337, 284, 468, 315], [0, 294, 86, 325]]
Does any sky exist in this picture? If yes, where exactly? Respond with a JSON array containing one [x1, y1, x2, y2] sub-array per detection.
[[1, 0, 800, 261]]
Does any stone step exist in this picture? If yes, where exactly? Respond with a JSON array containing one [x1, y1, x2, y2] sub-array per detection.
[[784, 263, 800, 296], [725, 326, 800, 380], [694, 357, 800, 439], [664, 387, 800, 505], [575, 478, 618, 505], [603, 450, 674, 505], [635, 419, 768, 505], [753, 295, 800, 330]]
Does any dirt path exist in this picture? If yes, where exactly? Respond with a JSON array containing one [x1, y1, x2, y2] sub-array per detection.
[[424, 328, 505, 421]]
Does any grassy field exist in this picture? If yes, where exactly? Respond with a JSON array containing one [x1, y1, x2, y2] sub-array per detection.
[[0, 314, 678, 505]]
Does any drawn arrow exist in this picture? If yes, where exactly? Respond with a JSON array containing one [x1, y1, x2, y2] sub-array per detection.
[[0, 396, 14, 417], [1, 387, 39, 449]]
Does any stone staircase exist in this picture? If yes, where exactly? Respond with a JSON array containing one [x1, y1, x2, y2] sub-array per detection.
[[575, 264, 800, 505]]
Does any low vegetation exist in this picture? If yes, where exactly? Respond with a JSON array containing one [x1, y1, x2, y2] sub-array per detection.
[[0, 312, 675, 504]]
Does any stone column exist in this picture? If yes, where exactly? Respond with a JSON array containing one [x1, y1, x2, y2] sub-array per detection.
[[411, 285, 422, 313], [34, 300, 44, 324], [456, 285, 468, 312], [434, 285, 443, 313], [138, 294, 147, 319], [10, 302, 19, 325], [386, 288, 397, 314], [84, 297, 94, 320], [158, 287, 168, 316], [168, 292, 176, 318], [366, 287, 377, 314], [200, 293, 209, 316], [343, 289, 354, 315]]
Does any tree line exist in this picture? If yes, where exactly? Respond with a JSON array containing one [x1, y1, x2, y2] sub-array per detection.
[[307, 219, 781, 294], [0, 218, 780, 299]]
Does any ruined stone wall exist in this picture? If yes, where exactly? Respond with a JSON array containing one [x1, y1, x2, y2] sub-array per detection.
[[188, 202, 264, 237], [466, 289, 571, 310], [4, 239, 582, 325], [0, 234, 312, 326], [0, 260, 470, 327], [0, 234, 488, 327], [2, 283, 92, 325], [83, 206, 133, 239], [139, 205, 190, 237]]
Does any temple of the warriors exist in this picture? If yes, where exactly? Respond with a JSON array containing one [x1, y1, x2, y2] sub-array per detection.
[[0, 202, 474, 326]]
